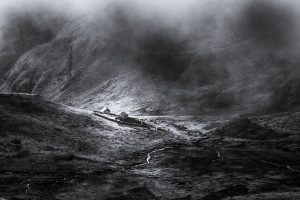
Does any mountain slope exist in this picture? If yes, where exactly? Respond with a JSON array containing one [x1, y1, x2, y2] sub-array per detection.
[[1, 1, 300, 115]]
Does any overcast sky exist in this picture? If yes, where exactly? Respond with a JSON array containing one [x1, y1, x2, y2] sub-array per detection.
[[0, 0, 299, 17], [0, 0, 199, 13], [0, 0, 299, 32]]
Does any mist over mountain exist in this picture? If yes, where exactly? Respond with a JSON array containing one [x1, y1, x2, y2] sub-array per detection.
[[0, 0, 299, 114], [1, 1, 300, 199]]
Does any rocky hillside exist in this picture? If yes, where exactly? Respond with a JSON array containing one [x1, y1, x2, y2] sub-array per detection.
[[0, 0, 300, 115]]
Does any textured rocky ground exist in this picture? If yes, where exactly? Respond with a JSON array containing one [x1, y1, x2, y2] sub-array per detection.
[[0, 93, 299, 200]]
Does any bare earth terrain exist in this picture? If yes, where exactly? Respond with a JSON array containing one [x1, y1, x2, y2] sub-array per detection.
[[0, 93, 299, 200]]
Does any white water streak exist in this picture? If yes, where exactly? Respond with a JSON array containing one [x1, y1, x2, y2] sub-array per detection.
[[146, 147, 171, 164]]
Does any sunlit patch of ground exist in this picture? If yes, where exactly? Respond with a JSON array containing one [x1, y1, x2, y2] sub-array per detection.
[[0, 93, 299, 200]]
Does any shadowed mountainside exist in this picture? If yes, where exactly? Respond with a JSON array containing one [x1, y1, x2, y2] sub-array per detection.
[[0, 0, 300, 115]]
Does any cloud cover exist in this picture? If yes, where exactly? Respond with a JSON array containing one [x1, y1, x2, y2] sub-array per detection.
[[1, 0, 300, 114]]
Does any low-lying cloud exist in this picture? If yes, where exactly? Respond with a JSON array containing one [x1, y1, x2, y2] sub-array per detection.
[[1, 0, 300, 114]]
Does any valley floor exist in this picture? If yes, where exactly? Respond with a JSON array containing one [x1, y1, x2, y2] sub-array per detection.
[[0, 93, 299, 200]]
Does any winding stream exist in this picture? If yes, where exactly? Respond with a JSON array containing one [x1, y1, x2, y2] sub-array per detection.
[[146, 147, 171, 164]]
